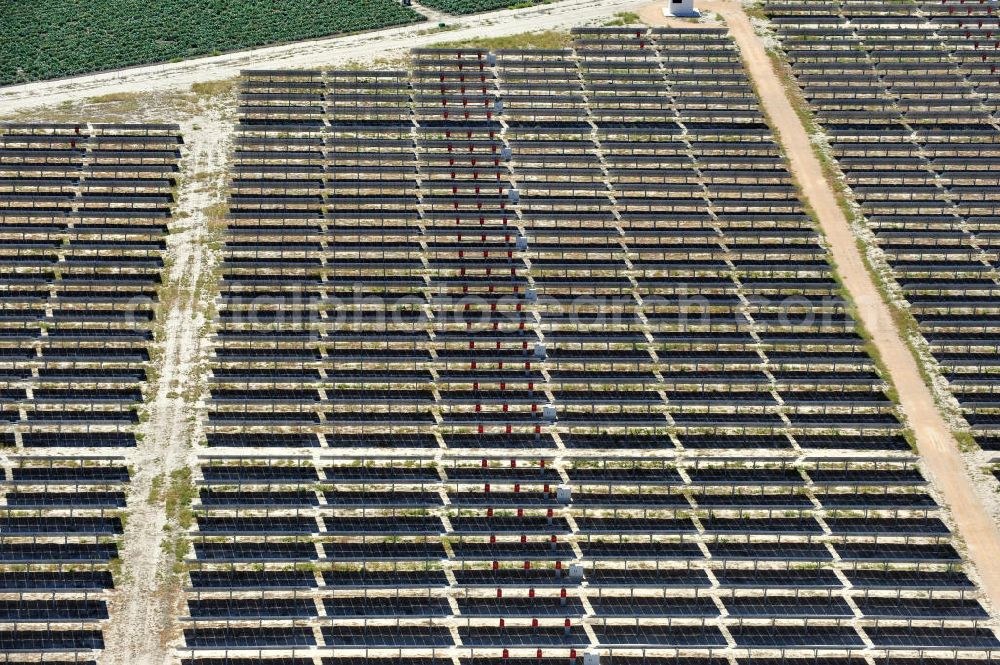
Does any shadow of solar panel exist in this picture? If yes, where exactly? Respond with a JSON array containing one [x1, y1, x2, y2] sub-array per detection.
[[672, 412, 786, 426], [205, 433, 320, 448], [864, 627, 1000, 649], [200, 465, 318, 483], [199, 489, 318, 507], [826, 517, 948, 536], [450, 516, 570, 535], [322, 542, 445, 561], [12, 466, 128, 483], [835, 542, 960, 563], [0, 543, 117, 563], [197, 516, 318, 534], [322, 570, 448, 588], [41, 348, 149, 362], [444, 434, 558, 449], [729, 625, 864, 648], [0, 600, 108, 621], [559, 433, 672, 449], [459, 626, 588, 647], [192, 541, 318, 562], [33, 388, 143, 403], [448, 490, 558, 508], [856, 597, 989, 620], [737, 659, 866, 665], [211, 368, 320, 382], [583, 567, 709, 588], [181, 656, 314, 665], [724, 596, 853, 618], [809, 468, 924, 484], [816, 491, 936, 509], [871, 659, 995, 665], [795, 434, 910, 451], [579, 541, 703, 559], [714, 568, 839, 588], [208, 411, 320, 425], [183, 627, 316, 648], [326, 434, 439, 449], [567, 467, 682, 484], [445, 466, 560, 483], [322, 626, 454, 647], [322, 516, 443, 535], [188, 598, 317, 619], [189, 569, 317, 590], [700, 517, 822, 535], [323, 597, 451, 618], [458, 597, 585, 617], [326, 658, 449, 665], [38, 368, 147, 382], [603, 658, 728, 665], [692, 492, 811, 510], [976, 436, 1000, 451], [592, 624, 727, 647], [27, 409, 139, 424], [451, 568, 579, 588], [678, 434, 793, 450], [324, 464, 439, 482], [459, 658, 590, 665], [452, 541, 574, 560], [0, 516, 121, 535], [21, 432, 136, 447], [708, 542, 832, 561], [845, 568, 973, 590], [573, 490, 689, 508], [590, 596, 717, 618], [687, 467, 803, 484], [575, 517, 695, 535], [0, 571, 113, 592], [5, 491, 126, 508], [0, 629, 104, 650]]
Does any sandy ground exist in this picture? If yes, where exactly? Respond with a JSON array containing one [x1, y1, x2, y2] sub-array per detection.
[[2, 0, 997, 655], [639, 0, 1000, 610], [0, 0, 647, 116], [99, 98, 234, 665]]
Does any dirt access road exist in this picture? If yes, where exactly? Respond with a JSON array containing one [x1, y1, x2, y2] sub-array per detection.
[[0, 0, 646, 116], [643, 0, 1000, 607], [98, 108, 233, 665]]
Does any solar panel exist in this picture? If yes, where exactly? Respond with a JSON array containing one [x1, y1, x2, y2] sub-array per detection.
[[174, 38, 999, 664]]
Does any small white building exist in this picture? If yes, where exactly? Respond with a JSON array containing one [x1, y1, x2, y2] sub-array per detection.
[[664, 0, 698, 17]]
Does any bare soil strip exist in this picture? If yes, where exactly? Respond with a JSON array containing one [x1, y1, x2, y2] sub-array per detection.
[[101, 106, 234, 665]]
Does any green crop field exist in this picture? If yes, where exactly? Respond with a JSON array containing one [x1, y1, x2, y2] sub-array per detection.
[[0, 0, 425, 86], [419, 0, 550, 15]]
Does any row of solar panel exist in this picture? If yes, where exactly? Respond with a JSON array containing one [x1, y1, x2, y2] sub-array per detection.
[[185, 566, 972, 591], [191, 458, 920, 483], [177, 595, 987, 620], [188, 31, 996, 659], [200, 431, 911, 450], [0, 124, 179, 452], [0, 124, 179, 658], [763, 0, 1000, 451], [211, 37, 900, 452], [175, 624, 999, 649]]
